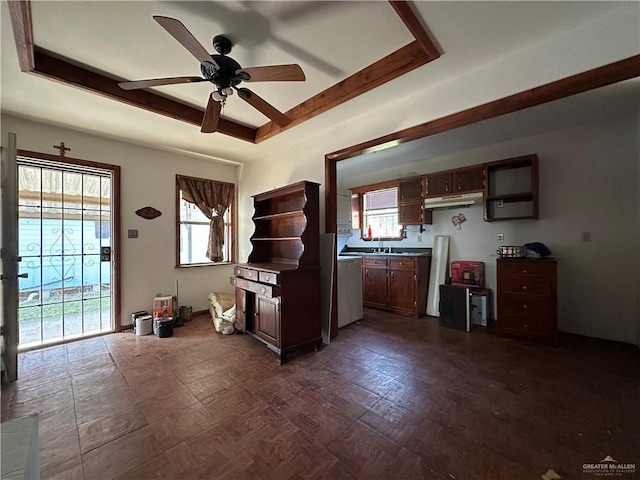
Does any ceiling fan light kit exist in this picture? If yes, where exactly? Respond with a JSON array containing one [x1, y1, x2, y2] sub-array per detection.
[[117, 15, 306, 134]]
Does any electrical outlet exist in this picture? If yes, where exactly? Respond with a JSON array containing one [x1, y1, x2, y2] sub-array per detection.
[[497, 200, 504, 208], [128, 229, 139, 239], [497, 233, 504, 243], [417, 234, 423, 243]]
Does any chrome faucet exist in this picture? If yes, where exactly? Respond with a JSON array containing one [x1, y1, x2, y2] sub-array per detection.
[[378, 237, 383, 253]]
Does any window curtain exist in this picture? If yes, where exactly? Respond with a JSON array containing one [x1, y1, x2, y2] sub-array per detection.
[[177, 176, 233, 262]]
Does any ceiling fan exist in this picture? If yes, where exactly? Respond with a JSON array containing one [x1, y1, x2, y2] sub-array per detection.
[[118, 16, 306, 133]]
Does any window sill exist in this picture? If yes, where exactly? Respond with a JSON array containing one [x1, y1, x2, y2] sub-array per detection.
[[362, 237, 403, 242], [175, 262, 233, 269]]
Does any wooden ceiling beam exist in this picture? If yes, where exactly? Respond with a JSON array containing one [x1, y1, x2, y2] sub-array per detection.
[[389, 1, 440, 58], [7, 0, 35, 71], [30, 49, 256, 143], [255, 41, 433, 143], [327, 54, 640, 161]]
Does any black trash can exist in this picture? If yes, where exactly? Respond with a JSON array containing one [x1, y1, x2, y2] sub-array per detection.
[[157, 318, 174, 338]]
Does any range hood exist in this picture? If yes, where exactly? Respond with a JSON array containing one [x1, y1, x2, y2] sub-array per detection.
[[424, 191, 483, 209]]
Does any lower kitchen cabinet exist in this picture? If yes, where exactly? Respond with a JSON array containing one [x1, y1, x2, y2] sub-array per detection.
[[363, 266, 387, 308], [497, 258, 557, 344], [232, 265, 321, 363], [362, 255, 431, 318]]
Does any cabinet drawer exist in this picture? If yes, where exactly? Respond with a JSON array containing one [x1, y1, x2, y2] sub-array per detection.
[[500, 315, 554, 337], [258, 271, 279, 285], [234, 267, 259, 281], [500, 277, 552, 296], [230, 277, 279, 297], [500, 294, 553, 316], [363, 257, 387, 267], [388, 257, 416, 269], [499, 262, 554, 277]]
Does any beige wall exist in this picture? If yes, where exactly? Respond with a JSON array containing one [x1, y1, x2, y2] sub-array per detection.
[[1, 115, 239, 326]]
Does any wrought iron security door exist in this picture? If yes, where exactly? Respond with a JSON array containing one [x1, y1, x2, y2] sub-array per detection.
[[17, 158, 114, 349]]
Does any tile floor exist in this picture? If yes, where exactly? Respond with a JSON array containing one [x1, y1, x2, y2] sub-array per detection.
[[6, 309, 640, 479]]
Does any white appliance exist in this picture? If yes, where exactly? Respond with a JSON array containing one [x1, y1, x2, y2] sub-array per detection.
[[337, 256, 363, 328], [424, 191, 482, 209]]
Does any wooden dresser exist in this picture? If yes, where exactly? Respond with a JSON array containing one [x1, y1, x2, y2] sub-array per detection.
[[497, 258, 557, 344], [231, 181, 321, 364]]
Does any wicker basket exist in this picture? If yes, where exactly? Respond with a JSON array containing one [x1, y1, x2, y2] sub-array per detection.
[[496, 246, 526, 258]]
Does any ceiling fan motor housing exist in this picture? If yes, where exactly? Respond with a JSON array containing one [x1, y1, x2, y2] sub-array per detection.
[[201, 51, 244, 93]]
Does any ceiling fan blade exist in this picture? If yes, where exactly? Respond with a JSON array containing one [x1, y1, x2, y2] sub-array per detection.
[[118, 76, 206, 90], [236, 64, 305, 82], [237, 88, 291, 127], [153, 16, 219, 69], [201, 95, 221, 133]]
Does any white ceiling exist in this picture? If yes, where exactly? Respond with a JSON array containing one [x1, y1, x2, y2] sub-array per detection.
[[1, 1, 636, 165]]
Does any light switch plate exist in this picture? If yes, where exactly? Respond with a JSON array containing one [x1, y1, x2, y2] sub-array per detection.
[[128, 229, 139, 239]]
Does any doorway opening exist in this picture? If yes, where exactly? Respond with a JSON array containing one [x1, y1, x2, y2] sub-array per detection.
[[16, 154, 119, 350]]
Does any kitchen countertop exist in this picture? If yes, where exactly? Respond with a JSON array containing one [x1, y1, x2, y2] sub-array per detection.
[[339, 248, 432, 257]]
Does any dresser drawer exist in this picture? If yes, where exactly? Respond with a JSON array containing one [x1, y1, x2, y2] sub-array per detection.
[[234, 267, 259, 281], [231, 277, 279, 298], [500, 276, 553, 296], [500, 315, 554, 337], [259, 271, 279, 285], [388, 257, 416, 269], [500, 293, 553, 316], [499, 261, 554, 278], [363, 257, 387, 267]]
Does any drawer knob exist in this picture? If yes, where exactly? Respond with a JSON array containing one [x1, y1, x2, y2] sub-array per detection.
[[523, 304, 528, 309], [265, 275, 271, 282], [522, 269, 528, 274], [233, 279, 237, 285], [522, 285, 528, 290], [260, 287, 266, 295]]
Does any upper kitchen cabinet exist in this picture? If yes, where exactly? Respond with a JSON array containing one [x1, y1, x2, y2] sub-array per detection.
[[398, 177, 432, 226], [483, 155, 539, 222], [425, 165, 484, 197]]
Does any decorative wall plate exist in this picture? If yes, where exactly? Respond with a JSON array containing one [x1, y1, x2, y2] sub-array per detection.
[[136, 206, 162, 220]]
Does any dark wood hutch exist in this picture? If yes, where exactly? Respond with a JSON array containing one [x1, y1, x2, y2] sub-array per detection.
[[231, 180, 322, 364]]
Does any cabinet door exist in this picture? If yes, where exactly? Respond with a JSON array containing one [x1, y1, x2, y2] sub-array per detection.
[[399, 203, 422, 225], [426, 172, 453, 197], [363, 267, 387, 308], [388, 268, 415, 313], [254, 296, 280, 346], [235, 288, 248, 332], [453, 166, 483, 193], [398, 178, 422, 203]]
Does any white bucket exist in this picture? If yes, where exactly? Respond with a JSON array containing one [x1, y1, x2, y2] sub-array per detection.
[[136, 316, 153, 336]]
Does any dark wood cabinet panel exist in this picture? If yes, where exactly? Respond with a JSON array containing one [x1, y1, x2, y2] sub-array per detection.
[[426, 166, 484, 197], [388, 268, 415, 313], [235, 287, 248, 332], [398, 177, 431, 226], [361, 255, 431, 318], [453, 166, 483, 193], [363, 267, 387, 308], [425, 172, 452, 197], [255, 296, 279, 346], [497, 258, 557, 344], [398, 178, 422, 202], [234, 180, 322, 364]]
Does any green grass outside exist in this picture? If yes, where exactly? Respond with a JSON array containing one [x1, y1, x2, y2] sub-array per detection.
[[19, 292, 111, 323]]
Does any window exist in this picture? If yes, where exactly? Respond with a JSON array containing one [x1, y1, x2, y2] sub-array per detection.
[[176, 175, 235, 266], [361, 186, 402, 239]]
